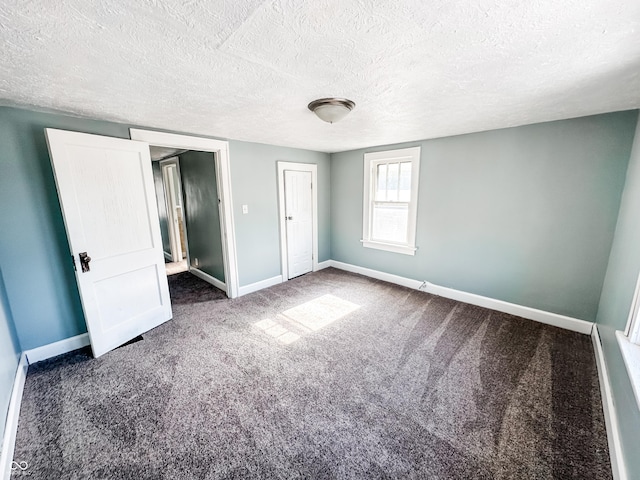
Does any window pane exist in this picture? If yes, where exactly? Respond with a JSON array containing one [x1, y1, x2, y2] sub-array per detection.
[[375, 164, 387, 201], [372, 203, 408, 243], [387, 163, 399, 201], [399, 162, 412, 202]]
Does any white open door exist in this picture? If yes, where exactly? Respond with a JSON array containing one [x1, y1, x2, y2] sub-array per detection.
[[284, 170, 313, 279], [160, 159, 185, 263], [46, 128, 172, 358]]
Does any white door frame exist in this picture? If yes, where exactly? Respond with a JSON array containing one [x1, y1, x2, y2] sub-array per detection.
[[277, 162, 318, 280], [160, 157, 185, 263], [130, 129, 239, 299]]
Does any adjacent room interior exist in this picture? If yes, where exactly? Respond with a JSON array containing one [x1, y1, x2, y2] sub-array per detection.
[[0, 1, 639, 479], [150, 146, 228, 291]]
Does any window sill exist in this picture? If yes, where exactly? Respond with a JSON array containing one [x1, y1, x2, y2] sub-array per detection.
[[616, 330, 640, 412], [361, 240, 417, 256]]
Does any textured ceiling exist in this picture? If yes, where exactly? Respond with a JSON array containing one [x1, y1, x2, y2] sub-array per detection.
[[0, 0, 639, 153]]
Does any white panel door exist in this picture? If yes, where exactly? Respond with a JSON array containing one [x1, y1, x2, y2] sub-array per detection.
[[46, 128, 172, 358], [284, 170, 313, 279], [162, 161, 184, 262]]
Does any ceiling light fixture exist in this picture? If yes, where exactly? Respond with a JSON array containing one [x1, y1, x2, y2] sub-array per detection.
[[308, 98, 355, 124]]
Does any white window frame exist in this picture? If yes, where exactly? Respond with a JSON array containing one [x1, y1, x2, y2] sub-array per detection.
[[625, 272, 640, 344], [361, 146, 421, 256], [616, 270, 640, 411]]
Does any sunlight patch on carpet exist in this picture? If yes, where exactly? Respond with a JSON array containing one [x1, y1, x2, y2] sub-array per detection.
[[254, 294, 360, 343], [282, 294, 360, 331]]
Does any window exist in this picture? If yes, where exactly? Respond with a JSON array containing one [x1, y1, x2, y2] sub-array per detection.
[[362, 146, 421, 255], [626, 273, 640, 345], [616, 271, 640, 412]]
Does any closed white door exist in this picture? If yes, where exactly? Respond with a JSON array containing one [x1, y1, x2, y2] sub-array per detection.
[[284, 170, 313, 279], [46, 128, 172, 358]]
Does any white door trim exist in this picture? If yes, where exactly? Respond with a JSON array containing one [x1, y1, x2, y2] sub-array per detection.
[[130, 129, 239, 298], [277, 162, 318, 280], [160, 158, 185, 263]]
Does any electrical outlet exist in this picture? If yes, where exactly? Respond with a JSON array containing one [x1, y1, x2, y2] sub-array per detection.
[[242, 204, 249, 214]]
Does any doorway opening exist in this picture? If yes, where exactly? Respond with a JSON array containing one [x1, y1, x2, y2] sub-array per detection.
[[131, 129, 239, 299], [150, 147, 227, 297]]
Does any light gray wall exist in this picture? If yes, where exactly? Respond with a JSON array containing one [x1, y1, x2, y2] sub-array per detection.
[[0, 267, 22, 441], [331, 111, 637, 321], [595, 114, 640, 477], [152, 161, 171, 256], [180, 151, 225, 282], [229, 140, 331, 286]]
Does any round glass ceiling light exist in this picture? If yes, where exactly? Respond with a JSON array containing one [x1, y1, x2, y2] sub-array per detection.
[[308, 98, 355, 124]]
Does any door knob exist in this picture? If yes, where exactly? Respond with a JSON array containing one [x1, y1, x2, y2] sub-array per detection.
[[79, 252, 92, 272]]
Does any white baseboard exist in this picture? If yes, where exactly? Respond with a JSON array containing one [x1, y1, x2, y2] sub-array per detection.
[[238, 275, 283, 297], [0, 353, 28, 480], [328, 260, 593, 334], [24, 333, 90, 364], [424, 280, 593, 334], [329, 260, 423, 290], [189, 267, 227, 294], [592, 325, 627, 480], [316, 260, 332, 271], [237, 263, 330, 296]]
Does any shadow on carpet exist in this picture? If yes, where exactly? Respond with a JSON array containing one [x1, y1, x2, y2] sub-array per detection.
[[167, 271, 227, 304]]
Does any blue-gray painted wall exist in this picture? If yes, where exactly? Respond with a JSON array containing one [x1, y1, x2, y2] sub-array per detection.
[[0, 107, 120, 350], [229, 140, 331, 286], [180, 151, 225, 282], [595, 116, 640, 476], [0, 267, 21, 441], [0, 106, 330, 350], [331, 111, 638, 321]]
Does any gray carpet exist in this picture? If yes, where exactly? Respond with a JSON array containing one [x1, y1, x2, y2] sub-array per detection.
[[167, 272, 227, 305], [13, 268, 611, 479]]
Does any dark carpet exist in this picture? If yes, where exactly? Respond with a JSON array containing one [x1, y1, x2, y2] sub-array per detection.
[[13, 268, 611, 479], [167, 271, 227, 304]]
